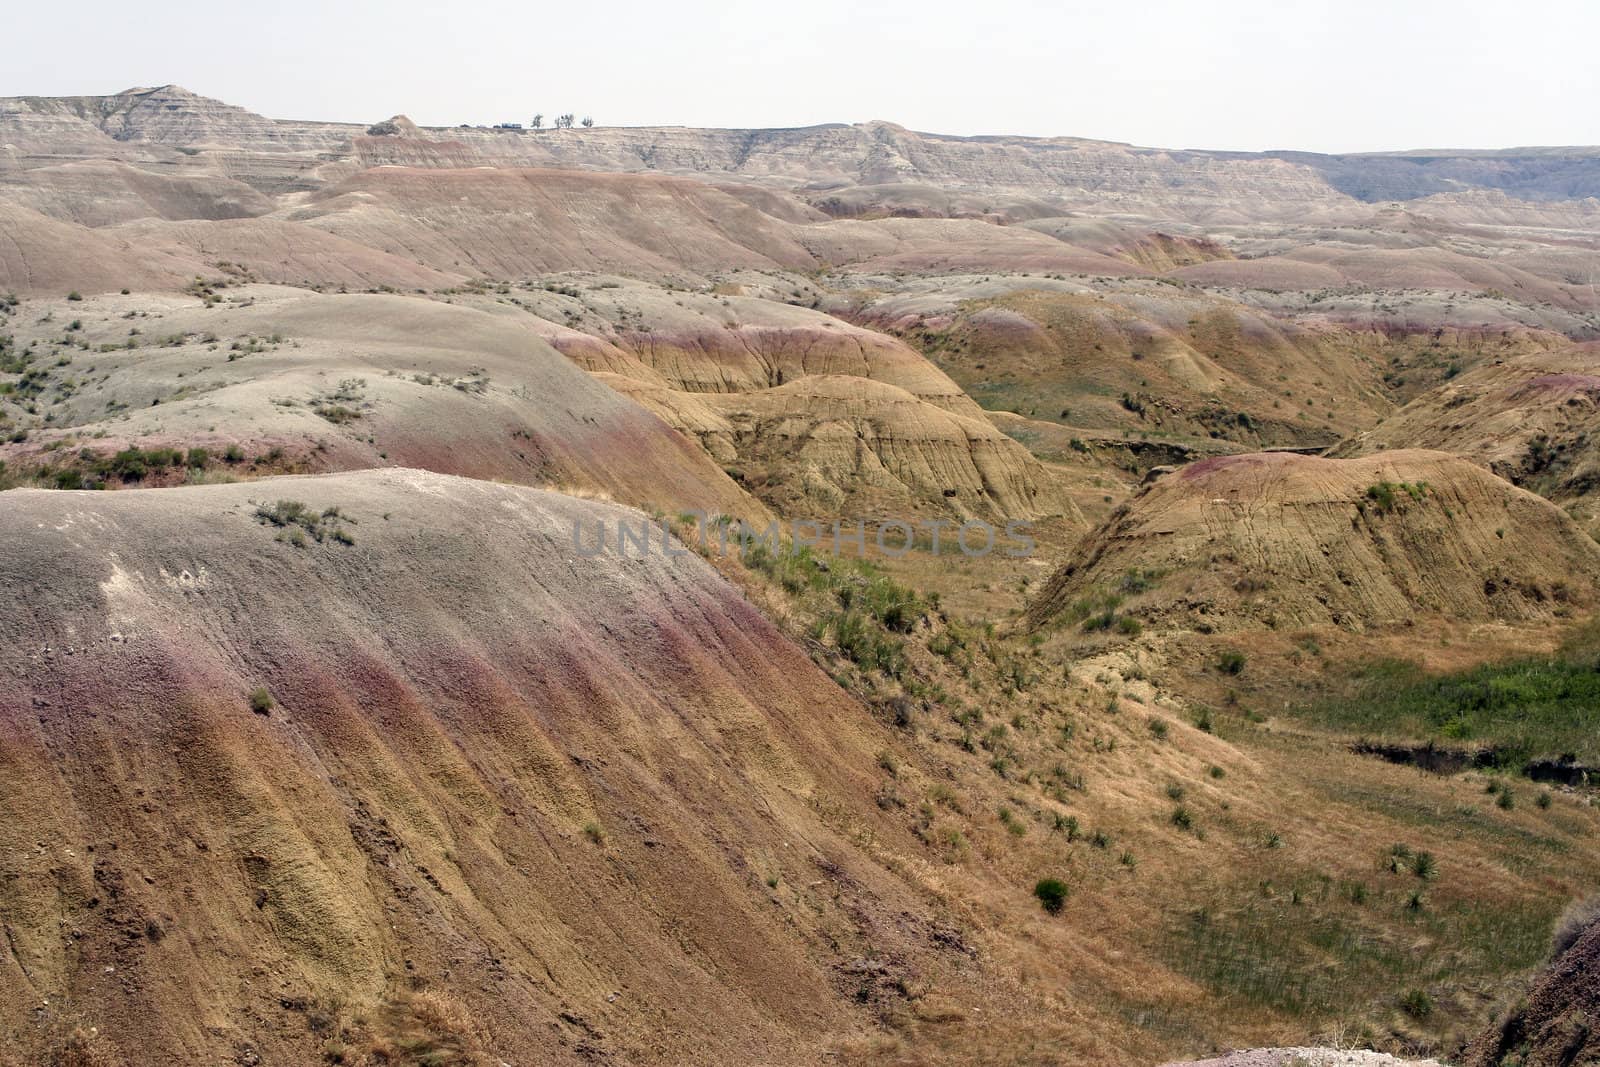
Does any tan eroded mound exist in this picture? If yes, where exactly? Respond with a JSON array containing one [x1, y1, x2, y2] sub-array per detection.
[[447, 276, 1070, 521], [1337, 343, 1600, 520], [508, 276, 982, 413], [1019, 217, 1235, 271], [0, 203, 207, 295], [808, 182, 1071, 222], [0, 469, 954, 1064], [604, 373, 1078, 522], [796, 216, 1151, 275], [847, 280, 1397, 448], [1027, 450, 1600, 632], [1174, 242, 1591, 311]]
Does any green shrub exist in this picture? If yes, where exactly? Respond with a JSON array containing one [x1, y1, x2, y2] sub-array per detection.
[[1117, 568, 1162, 594], [255, 500, 357, 546], [1366, 482, 1397, 513], [1400, 989, 1433, 1019], [1365, 481, 1428, 515], [1412, 852, 1437, 880], [1033, 877, 1070, 914], [1216, 651, 1247, 676], [248, 688, 274, 715]]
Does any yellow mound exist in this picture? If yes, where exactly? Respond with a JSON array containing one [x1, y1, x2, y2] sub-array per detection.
[[1028, 450, 1600, 632]]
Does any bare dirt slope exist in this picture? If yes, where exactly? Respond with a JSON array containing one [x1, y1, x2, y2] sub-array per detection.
[[0, 203, 208, 295], [1027, 450, 1600, 633], [0, 159, 272, 227], [0, 469, 966, 1065], [287, 166, 819, 282]]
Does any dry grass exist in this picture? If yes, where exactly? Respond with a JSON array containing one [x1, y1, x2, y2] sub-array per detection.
[[701, 524, 1600, 1064], [345, 993, 489, 1066]]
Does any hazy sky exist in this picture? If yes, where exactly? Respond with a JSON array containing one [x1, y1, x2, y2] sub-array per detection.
[[5, 0, 1596, 153]]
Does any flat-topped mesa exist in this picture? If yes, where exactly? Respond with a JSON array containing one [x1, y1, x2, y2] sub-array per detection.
[[1027, 449, 1600, 633], [6, 87, 1600, 219]]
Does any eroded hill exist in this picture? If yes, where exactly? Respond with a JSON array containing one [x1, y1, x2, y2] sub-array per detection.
[[1027, 450, 1600, 634], [0, 470, 962, 1064], [1338, 342, 1600, 524]]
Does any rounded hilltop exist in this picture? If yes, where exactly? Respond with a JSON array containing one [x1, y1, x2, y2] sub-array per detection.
[[1027, 449, 1600, 633]]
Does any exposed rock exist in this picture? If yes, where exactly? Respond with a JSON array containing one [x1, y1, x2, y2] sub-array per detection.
[[1162, 1050, 1443, 1067]]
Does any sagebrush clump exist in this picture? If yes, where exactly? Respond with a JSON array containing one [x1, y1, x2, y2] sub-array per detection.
[[254, 500, 358, 547]]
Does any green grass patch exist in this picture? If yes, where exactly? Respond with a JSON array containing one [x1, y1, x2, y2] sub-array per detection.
[[1163, 885, 1556, 1019], [1288, 651, 1600, 768], [743, 541, 928, 679]]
